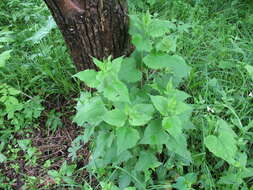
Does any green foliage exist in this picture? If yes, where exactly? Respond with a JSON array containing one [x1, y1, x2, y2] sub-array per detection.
[[26, 16, 56, 43], [0, 84, 44, 136], [0, 50, 12, 67], [245, 64, 253, 81], [204, 119, 238, 166], [2, 0, 253, 189], [48, 161, 76, 185], [45, 109, 62, 132], [71, 1, 253, 188], [18, 139, 39, 165], [0, 0, 81, 188], [173, 173, 197, 190], [73, 12, 193, 188]]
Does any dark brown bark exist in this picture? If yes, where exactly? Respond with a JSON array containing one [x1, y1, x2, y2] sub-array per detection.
[[44, 0, 130, 71]]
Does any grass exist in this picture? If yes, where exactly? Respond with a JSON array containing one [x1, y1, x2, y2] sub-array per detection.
[[1, 0, 253, 189]]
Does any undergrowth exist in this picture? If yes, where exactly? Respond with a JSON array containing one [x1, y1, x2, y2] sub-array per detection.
[[1, 0, 253, 189]]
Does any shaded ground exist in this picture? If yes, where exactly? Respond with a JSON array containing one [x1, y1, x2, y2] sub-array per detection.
[[0, 96, 91, 190]]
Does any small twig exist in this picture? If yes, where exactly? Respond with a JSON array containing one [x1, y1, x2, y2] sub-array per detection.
[[20, 92, 33, 99]]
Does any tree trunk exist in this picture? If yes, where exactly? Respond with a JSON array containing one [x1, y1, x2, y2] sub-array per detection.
[[44, 0, 129, 71]]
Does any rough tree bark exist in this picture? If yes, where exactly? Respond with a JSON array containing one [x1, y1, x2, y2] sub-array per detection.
[[44, 0, 130, 71]]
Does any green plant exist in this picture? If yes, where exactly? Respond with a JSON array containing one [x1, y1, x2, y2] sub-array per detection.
[[72, 12, 193, 189], [0, 28, 13, 67], [48, 161, 76, 185], [18, 139, 40, 165], [0, 84, 44, 139], [1, 0, 253, 189], [0, 83, 44, 169], [46, 109, 62, 132]]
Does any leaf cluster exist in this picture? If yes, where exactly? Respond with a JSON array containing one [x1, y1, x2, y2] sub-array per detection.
[[72, 12, 193, 189]]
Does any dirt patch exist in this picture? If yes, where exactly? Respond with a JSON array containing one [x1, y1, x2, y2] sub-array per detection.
[[0, 94, 93, 189]]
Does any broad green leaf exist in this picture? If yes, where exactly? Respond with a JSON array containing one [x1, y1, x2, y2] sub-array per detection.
[[112, 56, 124, 68], [103, 109, 127, 127], [204, 120, 237, 165], [0, 95, 19, 104], [140, 120, 168, 145], [93, 57, 104, 70], [148, 19, 173, 37], [0, 50, 12, 67], [102, 76, 130, 103], [166, 55, 191, 79], [132, 34, 152, 52], [173, 173, 197, 190], [92, 130, 114, 161], [166, 135, 192, 162], [128, 104, 154, 126], [163, 116, 191, 161], [184, 173, 197, 184], [129, 15, 142, 35], [155, 36, 177, 53], [74, 70, 99, 88], [113, 150, 133, 165], [242, 168, 253, 178], [116, 127, 140, 154], [107, 56, 124, 75], [119, 173, 131, 190], [218, 173, 243, 186], [143, 53, 172, 69], [235, 152, 247, 168], [99, 141, 118, 166], [74, 97, 107, 126], [128, 87, 150, 104], [173, 177, 188, 190], [245, 64, 253, 81], [112, 56, 124, 65], [0, 153, 7, 163], [135, 151, 161, 171], [166, 89, 190, 102], [0, 85, 17, 95], [152, 73, 173, 92], [144, 54, 190, 80], [124, 188, 136, 190], [7, 87, 20, 96], [143, 53, 189, 77], [74, 92, 91, 108], [162, 116, 182, 132], [167, 98, 192, 116], [119, 57, 142, 83], [150, 95, 168, 115], [90, 130, 115, 168]]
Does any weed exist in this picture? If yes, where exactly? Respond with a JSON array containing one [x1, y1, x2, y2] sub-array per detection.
[[1, 0, 253, 189], [72, 12, 193, 189]]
